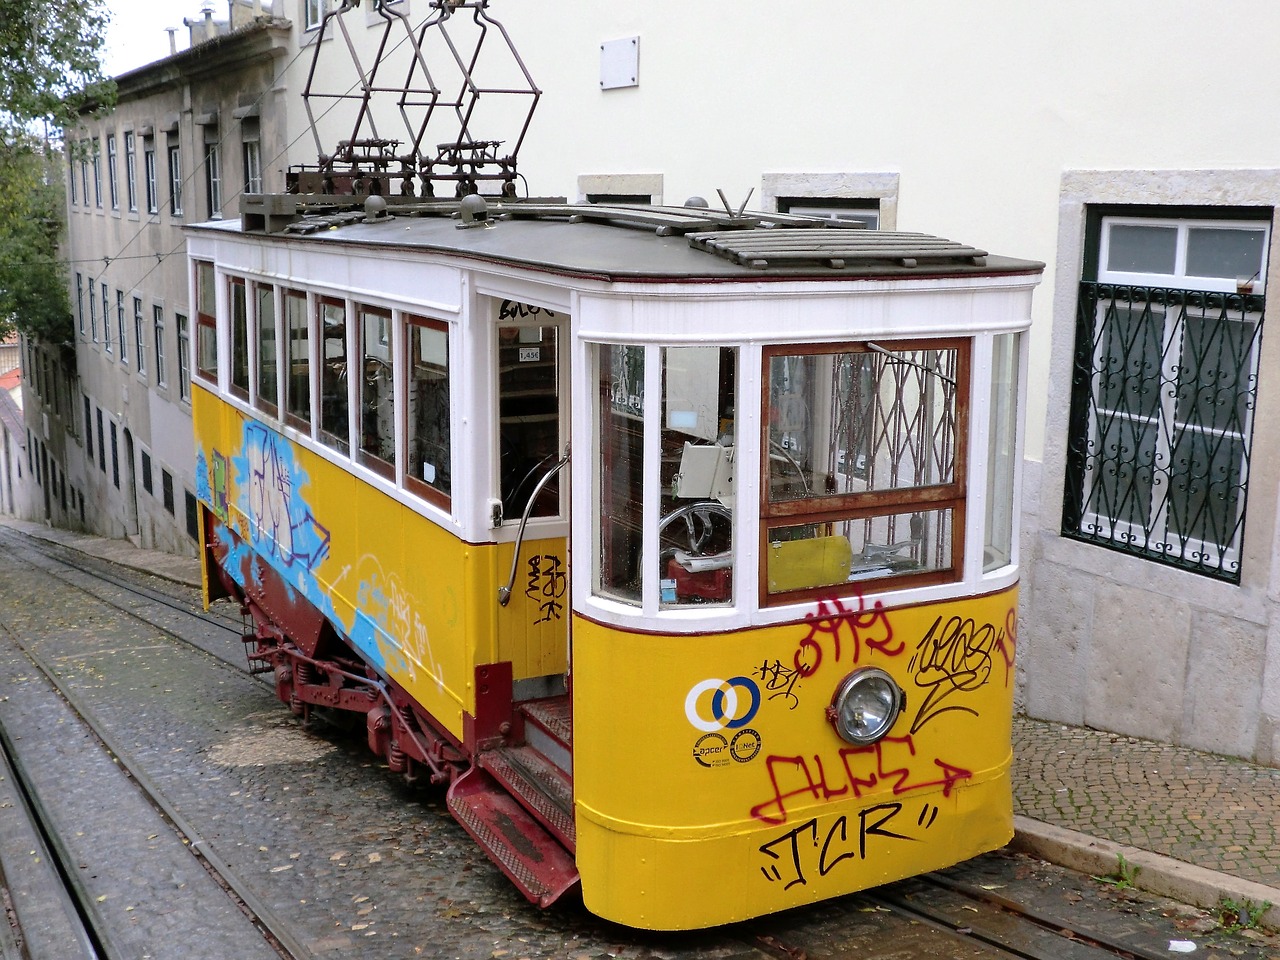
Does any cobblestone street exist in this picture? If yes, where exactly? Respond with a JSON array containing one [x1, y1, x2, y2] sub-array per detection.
[[1013, 718, 1280, 887]]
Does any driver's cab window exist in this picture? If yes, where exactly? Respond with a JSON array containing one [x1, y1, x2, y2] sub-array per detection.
[[595, 343, 737, 609], [762, 339, 968, 602], [660, 346, 735, 607], [497, 303, 562, 521]]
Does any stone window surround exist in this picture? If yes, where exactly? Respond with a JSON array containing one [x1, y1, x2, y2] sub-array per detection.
[[761, 172, 900, 230], [576, 173, 663, 206]]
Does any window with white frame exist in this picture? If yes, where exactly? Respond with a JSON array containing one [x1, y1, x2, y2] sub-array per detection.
[[778, 197, 881, 230], [177, 313, 190, 401], [124, 132, 137, 212], [1063, 208, 1271, 583], [144, 138, 158, 214], [168, 138, 183, 216], [106, 134, 119, 210], [91, 140, 102, 207], [206, 141, 222, 218], [242, 139, 262, 195], [79, 140, 90, 205], [100, 283, 110, 352], [154, 305, 167, 386], [116, 289, 128, 363], [304, 0, 325, 30], [134, 297, 146, 372]]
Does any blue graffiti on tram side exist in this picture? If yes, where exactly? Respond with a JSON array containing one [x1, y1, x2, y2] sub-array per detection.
[[201, 423, 412, 677], [231, 422, 331, 573], [758, 801, 941, 890]]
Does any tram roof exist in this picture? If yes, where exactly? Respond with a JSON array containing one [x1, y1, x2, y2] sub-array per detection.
[[195, 196, 1044, 282]]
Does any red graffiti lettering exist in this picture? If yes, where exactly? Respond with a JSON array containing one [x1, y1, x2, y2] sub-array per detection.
[[749, 736, 972, 825], [793, 593, 902, 679]]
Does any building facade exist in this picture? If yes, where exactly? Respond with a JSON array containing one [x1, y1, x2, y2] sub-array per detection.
[[33, 10, 290, 552]]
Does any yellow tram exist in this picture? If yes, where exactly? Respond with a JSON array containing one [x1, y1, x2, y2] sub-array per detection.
[[189, 196, 1041, 929]]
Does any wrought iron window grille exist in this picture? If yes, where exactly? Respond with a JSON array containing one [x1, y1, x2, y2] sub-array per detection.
[[1062, 282, 1265, 583]]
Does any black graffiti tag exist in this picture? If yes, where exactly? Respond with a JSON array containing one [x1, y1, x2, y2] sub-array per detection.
[[525, 554, 567, 624], [499, 300, 557, 321], [755, 658, 804, 709], [759, 802, 935, 890], [907, 614, 999, 733]]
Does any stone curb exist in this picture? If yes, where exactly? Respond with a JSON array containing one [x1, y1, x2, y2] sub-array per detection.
[[1012, 815, 1280, 931]]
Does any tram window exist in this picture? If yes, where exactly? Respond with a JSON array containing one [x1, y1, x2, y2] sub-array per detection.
[[597, 343, 644, 603], [985, 333, 1019, 572], [659, 346, 736, 607], [255, 283, 279, 416], [229, 278, 249, 400], [194, 261, 217, 385], [317, 297, 350, 455], [762, 340, 968, 600], [498, 322, 560, 520], [357, 304, 394, 478], [405, 316, 451, 503], [283, 289, 310, 428]]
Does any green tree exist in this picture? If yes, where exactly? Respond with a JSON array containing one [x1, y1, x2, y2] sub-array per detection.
[[0, 1, 115, 343], [0, 1, 115, 135], [0, 138, 73, 343]]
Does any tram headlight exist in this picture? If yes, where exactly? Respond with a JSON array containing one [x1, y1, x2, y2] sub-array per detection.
[[826, 668, 905, 745]]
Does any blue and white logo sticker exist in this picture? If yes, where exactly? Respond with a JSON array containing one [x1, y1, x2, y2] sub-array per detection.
[[685, 676, 761, 732]]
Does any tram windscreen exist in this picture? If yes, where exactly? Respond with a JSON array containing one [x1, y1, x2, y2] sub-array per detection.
[[598, 344, 644, 603]]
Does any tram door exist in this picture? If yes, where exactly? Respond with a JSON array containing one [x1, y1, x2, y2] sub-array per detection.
[[495, 302, 571, 688]]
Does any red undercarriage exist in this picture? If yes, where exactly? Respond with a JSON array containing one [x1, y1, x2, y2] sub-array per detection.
[[204, 516, 580, 907]]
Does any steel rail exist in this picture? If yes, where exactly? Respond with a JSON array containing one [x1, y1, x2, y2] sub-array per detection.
[[9, 635, 315, 960], [919, 871, 1178, 960], [0, 721, 100, 959], [0, 529, 243, 640]]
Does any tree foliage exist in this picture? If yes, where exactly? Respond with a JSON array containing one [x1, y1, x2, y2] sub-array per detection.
[[0, 138, 73, 344], [0, 1, 114, 344], [0, 0, 115, 135]]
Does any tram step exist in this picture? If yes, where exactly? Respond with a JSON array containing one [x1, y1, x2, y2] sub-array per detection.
[[479, 745, 576, 850], [519, 696, 572, 773], [447, 765, 579, 908]]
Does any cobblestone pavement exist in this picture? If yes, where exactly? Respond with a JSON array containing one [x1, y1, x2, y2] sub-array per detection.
[[1013, 716, 1280, 887], [3, 517, 1279, 954]]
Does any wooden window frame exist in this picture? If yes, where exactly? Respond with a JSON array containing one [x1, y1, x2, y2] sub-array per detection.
[[254, 283, 280, 418], [228, 277, 250, 401], [403, 314, 451, 508], [194, 261, 218, 386], [356, 303, 395, 481], [759, 337, 970, 606]]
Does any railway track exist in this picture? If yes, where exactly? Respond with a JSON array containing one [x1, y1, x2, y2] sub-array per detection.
[[0, 525, 1271, 960], [0, 528, 305, 959]]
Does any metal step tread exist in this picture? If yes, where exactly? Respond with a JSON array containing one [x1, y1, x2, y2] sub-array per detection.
[[479, 745, 575, 848], [521, 696, 572, 748], [446, 767, 579, 908]]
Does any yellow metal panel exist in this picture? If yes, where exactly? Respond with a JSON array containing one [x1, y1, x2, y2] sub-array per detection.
[[492, 537, 571, 681], [767, 535, 853, 592], [572, 586, 1019, 929]]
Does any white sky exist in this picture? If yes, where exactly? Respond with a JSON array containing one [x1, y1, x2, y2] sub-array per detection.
[[102, 1, 206, 77]]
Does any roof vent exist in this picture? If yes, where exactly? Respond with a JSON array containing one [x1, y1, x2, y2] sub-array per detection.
[[456, 193, 493, 229]]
